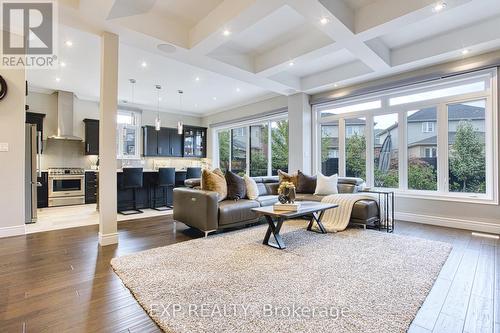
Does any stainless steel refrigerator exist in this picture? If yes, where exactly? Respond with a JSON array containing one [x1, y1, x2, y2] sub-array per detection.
[[25, 124, 41, 224]]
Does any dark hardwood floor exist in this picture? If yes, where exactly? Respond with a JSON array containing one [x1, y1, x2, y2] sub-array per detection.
[[0, 218, 498, 333]]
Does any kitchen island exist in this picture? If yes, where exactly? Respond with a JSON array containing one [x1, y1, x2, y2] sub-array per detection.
[[84, 169, 190, 211]]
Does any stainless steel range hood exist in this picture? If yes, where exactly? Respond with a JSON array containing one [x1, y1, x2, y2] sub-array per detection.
[[48, 91, 83, 141]]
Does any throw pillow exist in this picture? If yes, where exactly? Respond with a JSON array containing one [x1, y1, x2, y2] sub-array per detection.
[[278, 170, 298, 187], [225, 171, 247, 200], [296, 170, 317, 194], [201, 168, 227, 202], [244, 175, 259, 200], [314, 173, 339, 195]]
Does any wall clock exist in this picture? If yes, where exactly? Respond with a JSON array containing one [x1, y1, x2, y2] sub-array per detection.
[[0, 75, 7, 100]]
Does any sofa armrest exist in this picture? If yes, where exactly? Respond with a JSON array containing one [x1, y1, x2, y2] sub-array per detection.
[[173, 188, 218, 232]]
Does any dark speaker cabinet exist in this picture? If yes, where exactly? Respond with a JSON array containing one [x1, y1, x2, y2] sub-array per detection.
[[83, 119, 99, 155], [85, 171, 98, 204]]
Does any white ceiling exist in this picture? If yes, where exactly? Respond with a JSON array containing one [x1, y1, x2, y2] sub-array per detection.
[[30, 0, 500, 116]]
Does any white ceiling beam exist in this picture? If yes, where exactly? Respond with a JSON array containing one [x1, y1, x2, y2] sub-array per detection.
[[189, 0, 287, 53], [268, 72, 302, 91], [301, 60, 373, 92], [391, 15, 500, 67], [356, 0, 472, 41]]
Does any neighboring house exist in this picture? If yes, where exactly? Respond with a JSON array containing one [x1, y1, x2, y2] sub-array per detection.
[[322, 104, 485, 159]]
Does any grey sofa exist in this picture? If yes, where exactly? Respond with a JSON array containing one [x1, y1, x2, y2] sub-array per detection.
[[173, 176, 379, 236]]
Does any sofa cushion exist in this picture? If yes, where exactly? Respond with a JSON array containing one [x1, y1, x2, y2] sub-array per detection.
[[278, 170, 298, 187], [315, 173, 339, 195], [256, 195, 278, 207], [295, 193, 325, 202], [225, 171, 246, 200], [244, 175, 259, 200], [201, 169, 227, 202], [296, 171, 317, 194], [218, 199, 260, 226]]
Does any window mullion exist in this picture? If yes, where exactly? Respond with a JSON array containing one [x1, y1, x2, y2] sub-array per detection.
[[399, 111, 408, 190], [246, 126, 250, 176], [366, 115, 374, 187], [267, 121, 272, 177], [437, 103, 448, 193], [339, 118, 346, 177]]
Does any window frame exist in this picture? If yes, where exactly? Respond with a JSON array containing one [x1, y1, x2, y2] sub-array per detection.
[[117, 109, 141, 160], [212, 114, 288, 177], [314, 68, 498, 205]]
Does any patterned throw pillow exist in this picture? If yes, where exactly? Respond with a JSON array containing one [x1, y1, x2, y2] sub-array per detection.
[[244, 175, 259, 200], [296, 170, 317, 194], [201, 168, 227, 202], [225, 171, 247, 200], [278, 170, 298, 187]]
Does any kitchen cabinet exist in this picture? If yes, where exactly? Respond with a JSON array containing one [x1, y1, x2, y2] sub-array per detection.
[[83, 119, 99, 155], [183, 126, 207, 158], [37, 171, 48, 208], [143, 126, 183, 157], [85, 171, 98, 204]]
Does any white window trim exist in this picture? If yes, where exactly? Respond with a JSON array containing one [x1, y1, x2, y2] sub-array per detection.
[[314, 68, 498, 205], [212, 114, 288, 176]]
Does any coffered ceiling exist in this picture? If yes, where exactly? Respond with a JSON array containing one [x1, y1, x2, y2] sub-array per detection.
[[30, 0, 500, 114]]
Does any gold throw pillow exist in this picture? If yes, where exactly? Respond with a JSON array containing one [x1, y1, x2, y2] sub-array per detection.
[[201, 168, 227, 202]]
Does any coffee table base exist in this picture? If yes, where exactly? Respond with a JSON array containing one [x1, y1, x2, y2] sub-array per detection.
[[263, 211, 327, 249]]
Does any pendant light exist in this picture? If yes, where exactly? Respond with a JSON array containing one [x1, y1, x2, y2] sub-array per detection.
[[155, 85, 162, 131], [177, 90, 184, 135]]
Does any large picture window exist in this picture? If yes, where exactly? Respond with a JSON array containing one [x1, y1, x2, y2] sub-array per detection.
[[215, 116, 288, 177], [314, 69, 497, 203], [117, 110, 141, 160]]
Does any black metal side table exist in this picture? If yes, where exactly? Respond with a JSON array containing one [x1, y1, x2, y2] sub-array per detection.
[[360, 189, 395, 233]]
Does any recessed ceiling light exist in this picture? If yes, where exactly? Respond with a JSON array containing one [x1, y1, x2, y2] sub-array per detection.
[[195, 77, 200, 82], [213, 97, 217, 101], [65, 40, 73, 47], [288, 61, 295, 67], [223, 29, 231, 36], [236, 88, 241, 92], [55, 77, 61, 82], [60, 61, 66, 67], [334, 83, 338, 87], [433, 2, 447, 12], [462, 49, 470, 55], [141, 61, 147, 68], [320, 17, 329, 25], [159, 97, 163, 101], [194, 103, 198, 108]]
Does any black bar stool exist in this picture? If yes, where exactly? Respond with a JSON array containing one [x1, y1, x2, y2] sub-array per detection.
[[151, 167, 175, 211], [118, 168, 144, 215], [186, 167, 202, 180]]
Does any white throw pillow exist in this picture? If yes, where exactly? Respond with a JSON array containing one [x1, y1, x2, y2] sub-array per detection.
[[244, 175, 259, 199], [314, 173, 339, 195]]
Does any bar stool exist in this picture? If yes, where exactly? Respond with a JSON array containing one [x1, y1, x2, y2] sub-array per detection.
[[151, 167, 175, 211], [118, 168, 144, 215], [186, 167, 202, 180]]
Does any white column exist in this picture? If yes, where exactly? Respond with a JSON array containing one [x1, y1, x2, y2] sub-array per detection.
[[0, 60, 26, 238], [287, 93, 312, 174], [98, 32, 119, 246]]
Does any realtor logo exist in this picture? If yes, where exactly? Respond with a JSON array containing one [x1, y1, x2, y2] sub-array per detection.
[[1, 0, 58, 68]]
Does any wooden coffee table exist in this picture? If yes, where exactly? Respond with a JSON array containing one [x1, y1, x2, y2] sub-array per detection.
[[252, 201, 338, 249]]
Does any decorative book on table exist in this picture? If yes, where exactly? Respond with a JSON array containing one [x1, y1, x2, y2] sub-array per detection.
[[273, 203, 301, 211]]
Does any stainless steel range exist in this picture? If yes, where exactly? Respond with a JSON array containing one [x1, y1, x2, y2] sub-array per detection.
[[48, 168, 85, 207]]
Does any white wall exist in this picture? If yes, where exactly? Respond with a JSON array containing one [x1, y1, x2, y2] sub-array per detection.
[[0, 66, 26, 237]]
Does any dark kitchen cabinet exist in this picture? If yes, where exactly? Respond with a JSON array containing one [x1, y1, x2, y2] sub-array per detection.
[[143, 126, 159, 157], [37, 171, 48, 208], [26, 112, 45, 153], [183, 126, 207, 158], [143, 126, 183, 157], [85, 171, 98, 204], [83, 119, 99, 155]]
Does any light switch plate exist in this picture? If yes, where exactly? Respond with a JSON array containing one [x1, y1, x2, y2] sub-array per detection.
[[0, 143, 8, 152]]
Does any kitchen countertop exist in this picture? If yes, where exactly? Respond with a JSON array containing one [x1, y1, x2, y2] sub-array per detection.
[[84, 169, 189, 173]]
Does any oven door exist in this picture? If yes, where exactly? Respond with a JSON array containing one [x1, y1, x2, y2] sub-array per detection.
[[48, 175, 85, 198]]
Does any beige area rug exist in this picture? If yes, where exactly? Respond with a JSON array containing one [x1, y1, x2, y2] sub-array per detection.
[[111, 222, 452, 333]]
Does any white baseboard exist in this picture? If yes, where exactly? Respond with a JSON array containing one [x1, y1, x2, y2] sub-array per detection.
[[396, 212, 500, 234], [98, 232, 119, 246], [0, 225, 26, 238]]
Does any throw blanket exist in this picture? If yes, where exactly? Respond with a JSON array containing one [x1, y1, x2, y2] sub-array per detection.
[[319, 194, 376, 232]]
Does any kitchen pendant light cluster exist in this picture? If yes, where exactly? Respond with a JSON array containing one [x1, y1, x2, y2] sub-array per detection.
[[177, 90, 184, 135]]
